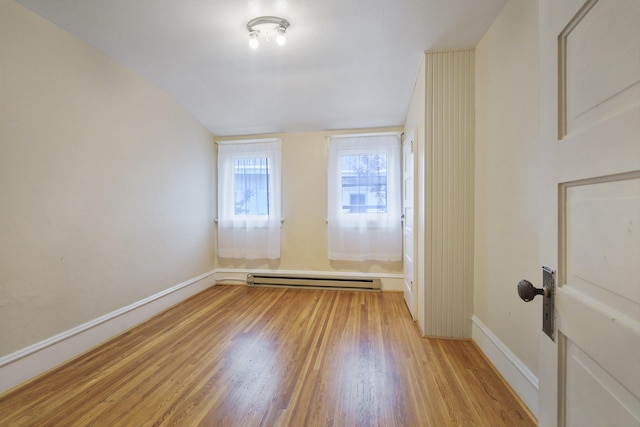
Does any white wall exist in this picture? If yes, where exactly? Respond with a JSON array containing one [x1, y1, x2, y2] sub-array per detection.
[[474, 0, 540, 413], [0, 0, 215, 358]]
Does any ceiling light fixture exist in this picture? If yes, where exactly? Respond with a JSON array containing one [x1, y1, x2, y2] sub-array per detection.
[[246, 16, 290, 49]]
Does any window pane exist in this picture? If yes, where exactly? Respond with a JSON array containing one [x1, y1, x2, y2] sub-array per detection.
[[340, 153, 387, 213], [234, 158, 270, 215]]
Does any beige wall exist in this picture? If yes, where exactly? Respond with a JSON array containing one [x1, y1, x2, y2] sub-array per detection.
[[0, 0, 215, 357], [474, 0, 540, 377], [215, 129, 404, 276]]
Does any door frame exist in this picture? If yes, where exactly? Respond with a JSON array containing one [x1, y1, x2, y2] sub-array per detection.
[[402, 129, 417, 320]]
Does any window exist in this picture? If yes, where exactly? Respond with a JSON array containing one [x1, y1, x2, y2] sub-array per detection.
[[217, 139, 281, 259], [234, 157, 271, 216], [341, 153, 388, 213], [327, 133, 402, 261]]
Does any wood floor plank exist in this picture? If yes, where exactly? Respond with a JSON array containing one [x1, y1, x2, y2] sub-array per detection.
[[0, 285, 536, 426]]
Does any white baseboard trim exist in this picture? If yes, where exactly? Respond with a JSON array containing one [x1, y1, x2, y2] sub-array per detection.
[[0, 270, 216, 395], [214, 268, 404, 291], [471, 315, 539, 418]]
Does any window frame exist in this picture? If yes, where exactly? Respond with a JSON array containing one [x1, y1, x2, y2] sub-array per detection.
[[327, 132, 402, 261], [217, 138, 281, 226], [328, 134, 401, 228]]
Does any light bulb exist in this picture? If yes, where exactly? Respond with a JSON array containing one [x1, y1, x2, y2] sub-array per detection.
[[249, 31, 259, 49], [276, 26, 286, 45]]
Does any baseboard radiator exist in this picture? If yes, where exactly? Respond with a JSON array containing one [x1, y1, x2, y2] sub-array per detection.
[[246, 273, 381, 291]]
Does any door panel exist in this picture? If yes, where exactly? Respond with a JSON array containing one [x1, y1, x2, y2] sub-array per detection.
[[557, 282, 640, 403], [402, 131, 415, 319], [562, 339, 639, 426], [555, 175, 640, 427], [564, 177, 640, 308], [539, 0, 640, 425], [562, 0, 640, 135]]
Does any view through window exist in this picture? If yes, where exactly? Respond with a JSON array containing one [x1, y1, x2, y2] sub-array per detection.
[[340, 153, 387, 214], [234, 157, 270, 216]]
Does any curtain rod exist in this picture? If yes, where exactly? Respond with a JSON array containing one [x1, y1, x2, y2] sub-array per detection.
[[215, 137, 281, 145], [327, 131, 402, 140]]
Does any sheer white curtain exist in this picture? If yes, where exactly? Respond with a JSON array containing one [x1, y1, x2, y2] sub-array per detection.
[[327, 133, 402, 261], [217, 139, 281, 259]]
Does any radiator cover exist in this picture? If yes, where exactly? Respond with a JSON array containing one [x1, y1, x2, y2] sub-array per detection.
[[246, 273, 381, 291]]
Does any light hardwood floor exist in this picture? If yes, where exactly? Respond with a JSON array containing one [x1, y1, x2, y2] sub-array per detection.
[[0, 285, 536, 426]]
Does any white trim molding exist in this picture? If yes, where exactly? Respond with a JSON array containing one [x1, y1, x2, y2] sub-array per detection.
[[471, 315, 539, 418], [0, 271, 216, 395]]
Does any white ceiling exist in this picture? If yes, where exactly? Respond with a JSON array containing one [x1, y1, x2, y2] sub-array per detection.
[[16, 0, 505, 136]]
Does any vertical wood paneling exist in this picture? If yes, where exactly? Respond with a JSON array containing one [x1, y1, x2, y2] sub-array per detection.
[[424, 51, 474, 338]]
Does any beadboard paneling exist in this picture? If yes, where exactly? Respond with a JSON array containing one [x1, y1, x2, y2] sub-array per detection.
[[424, 50, 475, 338]]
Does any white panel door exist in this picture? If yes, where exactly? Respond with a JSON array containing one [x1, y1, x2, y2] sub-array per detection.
[[538, 0, 640, 426], [402, 130, 416, 319]]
